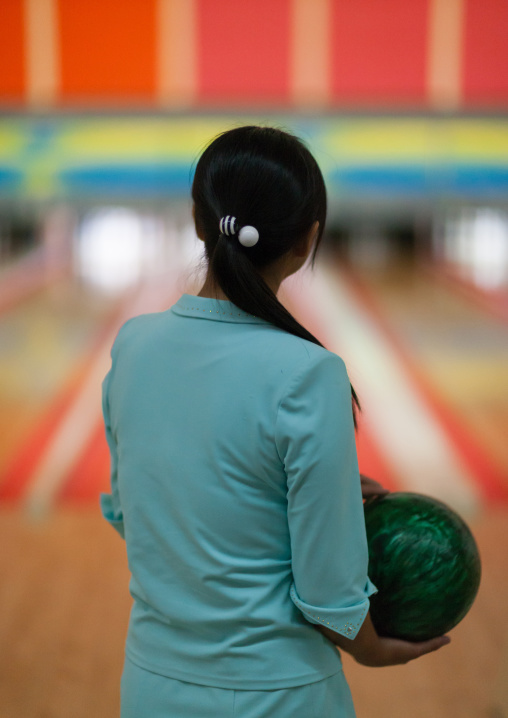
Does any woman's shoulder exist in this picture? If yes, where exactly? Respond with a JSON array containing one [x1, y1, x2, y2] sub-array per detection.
[[110, 311, 165, 356], [249, 322, 347, 378]]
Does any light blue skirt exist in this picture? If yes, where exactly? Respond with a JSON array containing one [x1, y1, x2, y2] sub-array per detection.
[[121, 656, 357, 718]]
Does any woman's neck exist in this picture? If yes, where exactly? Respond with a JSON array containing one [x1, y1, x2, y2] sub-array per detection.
[[197, 269, 282, 300], [197, 274, 229, 300]]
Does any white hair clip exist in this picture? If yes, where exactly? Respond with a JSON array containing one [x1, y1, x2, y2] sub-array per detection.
[[238, 226, 259, 247], [219, 216, 259, 247]]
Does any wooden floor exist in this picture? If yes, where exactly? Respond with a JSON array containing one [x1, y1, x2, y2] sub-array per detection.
[[1, 505, 507, 718]]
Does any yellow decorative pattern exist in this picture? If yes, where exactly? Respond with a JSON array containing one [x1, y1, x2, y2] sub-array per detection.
[[2, 116, 508, 199]]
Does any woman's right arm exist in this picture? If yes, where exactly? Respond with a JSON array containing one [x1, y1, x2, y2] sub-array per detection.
[[276, 352, 450, 660], [319, 612, 451, 667]]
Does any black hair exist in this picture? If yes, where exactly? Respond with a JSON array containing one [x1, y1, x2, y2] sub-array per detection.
[[192, 125, 360, 425]]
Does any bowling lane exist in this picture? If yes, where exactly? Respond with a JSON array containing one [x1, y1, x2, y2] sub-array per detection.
[[0, 213, 205, 510], [3, 217, 506, 516], [0, 270, 124, 498], [330, 252, 508, 502]]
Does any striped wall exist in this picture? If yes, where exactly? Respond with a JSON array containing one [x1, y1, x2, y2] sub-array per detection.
[[0, 114, 507, 202], [1, 0, 507, 110], [2, 115, 508, 201]]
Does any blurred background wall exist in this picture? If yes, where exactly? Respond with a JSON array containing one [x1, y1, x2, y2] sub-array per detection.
[[1, 0, 508, 275], [1, 0, 508, 109]]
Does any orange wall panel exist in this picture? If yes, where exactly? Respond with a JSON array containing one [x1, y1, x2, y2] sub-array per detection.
[[2, 0, 508, 112], [330, 0, 428, 105], [0, 0, 25, 101], [58, 0, 157, 101], [197, 0, 291, 104], [463, 0, 508, 105]]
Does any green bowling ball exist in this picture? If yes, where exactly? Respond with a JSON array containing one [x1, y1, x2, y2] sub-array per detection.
[[363, 492, 481, 642]]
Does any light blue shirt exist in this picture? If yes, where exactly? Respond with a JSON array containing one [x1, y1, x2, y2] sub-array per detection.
[[101, 293, 376, 690]]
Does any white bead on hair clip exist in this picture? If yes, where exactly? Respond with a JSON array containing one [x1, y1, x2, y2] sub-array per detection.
[[219, 216, 259, 247], [238, 226, 259, 247]]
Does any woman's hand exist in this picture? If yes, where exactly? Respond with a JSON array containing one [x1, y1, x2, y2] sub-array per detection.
[[320, 613, 451, 668], [350, 632, 451, 668], [360, 474, 389, 499]]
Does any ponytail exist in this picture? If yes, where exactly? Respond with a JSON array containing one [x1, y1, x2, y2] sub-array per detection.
[[210, 236, 361, 427]]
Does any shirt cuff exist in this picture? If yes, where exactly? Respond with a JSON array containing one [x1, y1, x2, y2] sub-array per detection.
[[100, 492, 125, 539], [290, 578, 377, 640]]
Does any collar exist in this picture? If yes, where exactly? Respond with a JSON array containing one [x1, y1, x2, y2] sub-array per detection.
[[171, 294, 268, 324]]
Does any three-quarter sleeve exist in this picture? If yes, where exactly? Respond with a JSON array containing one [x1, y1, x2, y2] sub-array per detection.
[[100, 368, 125, 539], [275, 352, 376, 640]]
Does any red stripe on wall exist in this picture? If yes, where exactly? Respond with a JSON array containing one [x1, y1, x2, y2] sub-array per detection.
[[58, 0, 157, 102], [330, 0, 428, 105], [463, 0, 508, 105], [197, 0, 291, 104], [0, 0, 25, 102]]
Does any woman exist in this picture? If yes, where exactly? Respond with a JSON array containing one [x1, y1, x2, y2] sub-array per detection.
[[101, 126, 449, 717]]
